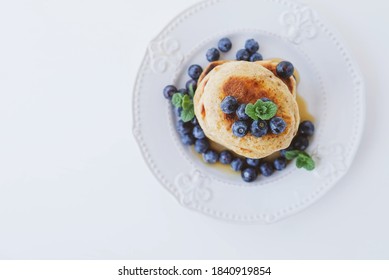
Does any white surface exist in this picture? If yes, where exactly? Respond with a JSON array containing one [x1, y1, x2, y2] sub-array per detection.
[[0, 0, 388, 259], [134, 0, 365, 224]]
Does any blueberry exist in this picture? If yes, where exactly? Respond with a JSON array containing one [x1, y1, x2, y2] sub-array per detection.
[[192, 125, 205, 139], [261, 97, 271, 102], [186, 79, 197, 92], [188, 64, 203, 80], [298, 121, 315, 137], [269, 117, 287, 135], [232, 121, 249, 137], [250, 53, 263, 62], [246, 158, 260, 167], [163, 85, 177, 99], [181, 133, 195, 145], [236, 104, 249, 120], [219, 150, 233, 165], [231, 158, 245, 171], [245, 39, 260, 53], [292, 135, 309, 151], [259, 162, 274, 177], [273, 157, 287, 171], [174, 107, 182, 118], [218, 37, 232, 52], [251, 120, 268, 137], [276, 61, 294, 79], [203, 149, 219, 164], [236, 49, 251, 61], [220, 96, 239, 114], [194, 138, 209, 154], [241, 167, 258, 183], [191, 117, 199, 126], [176, 120, 192, 136], [206, 48, 220, 62]]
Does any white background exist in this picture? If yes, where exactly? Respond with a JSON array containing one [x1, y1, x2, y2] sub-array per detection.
[[0, 0, 388, 259]]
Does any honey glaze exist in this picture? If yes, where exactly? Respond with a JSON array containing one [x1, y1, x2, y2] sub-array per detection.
[[296, 94, 315, 122]]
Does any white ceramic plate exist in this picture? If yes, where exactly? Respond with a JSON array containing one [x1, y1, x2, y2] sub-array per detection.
[[133, 0, 364, 224]]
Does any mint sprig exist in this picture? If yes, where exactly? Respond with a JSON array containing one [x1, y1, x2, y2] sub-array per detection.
[[188, 83, 195, 98], [172, 93, 184, 108], [285, 150, 315, 171], [172, 92, 195, 122], [245, 100, 278, 121], [181, 107, 195, 122], [181, 95, 192, 110]]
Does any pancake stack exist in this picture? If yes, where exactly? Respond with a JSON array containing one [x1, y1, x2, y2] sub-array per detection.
[[194, 60, 300, 159]]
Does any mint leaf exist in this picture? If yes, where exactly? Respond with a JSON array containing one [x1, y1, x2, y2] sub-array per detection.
[[285, 150, 300, 160], [298, 151, 310, 157], [254, 100, 278, 120], [302, 156, 315, 171], [286, 150, 316, 171], [296, 153, 315, 170], [296, 156, 306, 169], [181, 95, 193, 110], [188, 84, 195, 98], [255, 106, 264, 114], [173, 93, 195, 122], [172, 93, 183, 108], [245, 100, 278, 121], [245, 104, 259, 121], [181, 107, 195, 122]]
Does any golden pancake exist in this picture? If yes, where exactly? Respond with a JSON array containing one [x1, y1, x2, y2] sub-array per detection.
[[198, 60, 297, 97], [194, 60, 300, 159]]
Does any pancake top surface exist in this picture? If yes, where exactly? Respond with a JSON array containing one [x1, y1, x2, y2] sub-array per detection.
[[194, 60, 300, 158]]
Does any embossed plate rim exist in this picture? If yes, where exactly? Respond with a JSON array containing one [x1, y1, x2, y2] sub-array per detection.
[[132, 0, 365, 224]]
